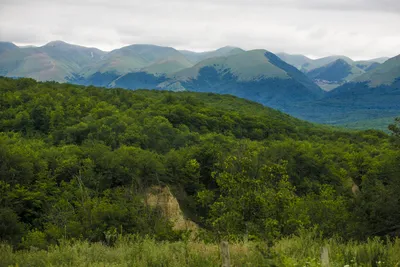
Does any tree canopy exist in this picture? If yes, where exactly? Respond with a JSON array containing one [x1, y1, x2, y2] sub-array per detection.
[[0, 77, 399, 248]]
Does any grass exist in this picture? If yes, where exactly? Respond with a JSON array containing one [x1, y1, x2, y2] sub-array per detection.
[[2, 232, 400, 267]]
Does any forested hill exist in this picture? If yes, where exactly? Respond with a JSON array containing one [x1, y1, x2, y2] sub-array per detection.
[[1, 77, 400, 249]]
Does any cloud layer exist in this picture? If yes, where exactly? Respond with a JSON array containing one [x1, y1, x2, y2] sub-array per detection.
[[0, 0, 399, 59]]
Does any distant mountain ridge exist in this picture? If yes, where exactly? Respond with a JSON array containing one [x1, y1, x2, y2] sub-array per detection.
[[0, 40, 326, 110], [179, 46, 245, 64], [0, 40, 105, 82], [157, 50, 324, 109], [277, 52, 386, 91], [0, 40, 398, 130], [285, 54, 400, 129]]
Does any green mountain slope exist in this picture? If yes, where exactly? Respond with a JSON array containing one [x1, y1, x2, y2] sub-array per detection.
[[0, 47, 77, 82], [307, 59, 359, 81], [354, 55, 400, 86], [160, 50, 324, 109], [367, 57, 390, 64], [0, 41, 18, 54], [277, 53, 354, 73], [354, 61, 381, 72], [306, 59, 365, 91], [285, 54, 400, 128], [77, 44, 194, 87], [278, 53, 385, 75], [277, 54, 386, 91], [41, 41, 106, 71], [300, 56, 354, 73], [94, 49, 325, 108], [83, 44, 193, 76], [276, 53, 314, 69], [0, 41, 106, 82]]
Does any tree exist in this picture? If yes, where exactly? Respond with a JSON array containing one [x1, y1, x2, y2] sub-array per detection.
[[199, 151, 298, 241], [389, 117, 400, 147]]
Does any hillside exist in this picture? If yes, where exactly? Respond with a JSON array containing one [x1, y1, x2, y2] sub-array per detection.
[[0, 41, 397, 130], [1, 77, 399, 253], [277, 53, 354, 72], [81, 44, 193, 76], [307, 59, 365, 91], [0, 41, 105, 82], [276, 53, 314, 69], [354, 54, 400, 86], [75, 48, 325, 110], [285, 54, 400, 128], [162, 50, 324, 109], [307, 59, 363, 82], [278, 53, 389, 91], [354, 60, 381, 72], [74, 44, 194, 87], [0, 41, 18, 54]]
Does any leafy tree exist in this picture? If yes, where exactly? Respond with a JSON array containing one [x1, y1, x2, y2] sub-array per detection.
[[389, 117, 400, 147]]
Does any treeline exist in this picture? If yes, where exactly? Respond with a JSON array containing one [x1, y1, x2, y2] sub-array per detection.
[[0, 77, 399, 249]]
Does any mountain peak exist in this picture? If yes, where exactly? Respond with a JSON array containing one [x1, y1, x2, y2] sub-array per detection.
[[0, 42, 19, 54], [44, 40, 70, 47], [121, 44, 175, 50], [331, 58, 351, 66], [0, 41, 18, 49], [355, 54, 400, 86], [216, 45, 242, 51]]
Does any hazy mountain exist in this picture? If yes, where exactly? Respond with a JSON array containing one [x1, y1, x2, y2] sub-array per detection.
[[353, 54, 400, 86], [0, 42, 18, 54], [0, 41, 105, 82], [354, 61, 381, 72], [366, 57, 390, 64], [301, 56, 353, 73], [278, 53, 388, 91], [278, 52, 386, 73], [180, 46, 245, 64], [90, 44, 192, 75], [41, 41, 106, 70], [78, 44, 193, 86], [0, 40, 397, 130], [277, 53, 354, 72], [0, 46, 74, 82], [158, 50, 324, 109], [276, 53, 314, 69], [306, 59, 365, 91], [285, 54, 400, 128]]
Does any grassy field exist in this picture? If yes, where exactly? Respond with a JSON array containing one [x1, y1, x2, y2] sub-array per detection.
[[2, 232, 400, 267]]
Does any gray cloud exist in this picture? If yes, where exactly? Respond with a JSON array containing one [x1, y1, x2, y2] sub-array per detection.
[[0, 0, 399, 59]]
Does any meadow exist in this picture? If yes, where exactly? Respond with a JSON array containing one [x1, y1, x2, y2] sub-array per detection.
[[2, 232, 400, 267]]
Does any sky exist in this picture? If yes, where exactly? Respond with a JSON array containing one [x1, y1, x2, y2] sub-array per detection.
[[0, 0, 399, 60]]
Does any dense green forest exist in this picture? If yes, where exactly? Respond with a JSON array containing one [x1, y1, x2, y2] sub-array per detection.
[[0, 77, 400, 261]]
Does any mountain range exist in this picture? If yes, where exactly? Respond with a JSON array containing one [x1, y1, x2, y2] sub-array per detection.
[[276, 53, 389, 91], [0, 40, 399, 130]]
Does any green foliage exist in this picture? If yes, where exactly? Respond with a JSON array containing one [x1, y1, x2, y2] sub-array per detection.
[[0, 77, 399, 251], [205, 154, 297, 240], [389, 117, 400, 147]]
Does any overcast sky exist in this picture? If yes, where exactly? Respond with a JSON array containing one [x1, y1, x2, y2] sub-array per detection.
[[0, 0, 399, 60]]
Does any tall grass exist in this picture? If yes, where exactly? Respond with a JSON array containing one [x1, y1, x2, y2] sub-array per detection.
[[2, 232, 400, 267]]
